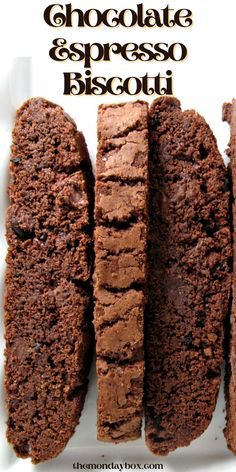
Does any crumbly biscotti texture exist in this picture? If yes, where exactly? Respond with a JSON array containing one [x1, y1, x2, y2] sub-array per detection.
[[4, 97, 94, 464], [94, 101, 148, 442], [146, 96, 232, 455], [223, 99, 236, 455]]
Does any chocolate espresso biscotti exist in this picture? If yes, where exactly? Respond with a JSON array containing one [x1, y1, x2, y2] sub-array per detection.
[[223, 99, 236, 454], [94, 101, 148, 442], [146, 97, 232, 455], [4, 98, 94, 463]]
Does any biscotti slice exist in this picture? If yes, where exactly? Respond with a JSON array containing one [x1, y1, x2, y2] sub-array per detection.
[[4, 98, 94, 464], [146, 96, 231, 455], [94, 101, 148, 442], [223, 99, 236, 454]]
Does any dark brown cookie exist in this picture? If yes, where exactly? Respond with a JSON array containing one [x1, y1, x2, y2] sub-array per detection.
[[223, 99, 236, 455], [94, 101, 148, 442], [4, 97, 94, 464], [146, 96, 232, 455]]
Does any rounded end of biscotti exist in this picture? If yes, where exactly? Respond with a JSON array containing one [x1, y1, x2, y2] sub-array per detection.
[[16, 96, 57, 114], [145, 432, 170, 457], [150, 96, 181, 114], [15, 97, 77, 128]]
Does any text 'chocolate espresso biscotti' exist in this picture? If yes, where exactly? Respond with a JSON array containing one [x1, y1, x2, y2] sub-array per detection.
[[223, 99, 236, 455], [4, 98, 94, 463], [146, 97, 232, 455], [94, 101, 148, 442]]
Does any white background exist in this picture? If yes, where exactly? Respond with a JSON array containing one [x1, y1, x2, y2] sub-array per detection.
[[1, 1, 236, 471]]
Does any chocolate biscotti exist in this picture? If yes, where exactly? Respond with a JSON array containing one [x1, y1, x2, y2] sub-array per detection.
[[4, 98, 94, 463], [223, 99, 236, 454], [94, 101, 148, 442], [146, 97, 232, 455]]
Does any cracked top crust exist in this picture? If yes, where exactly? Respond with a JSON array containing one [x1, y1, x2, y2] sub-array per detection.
[[97, 101, 148, 141]]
